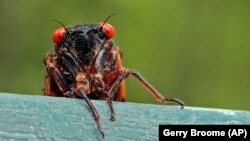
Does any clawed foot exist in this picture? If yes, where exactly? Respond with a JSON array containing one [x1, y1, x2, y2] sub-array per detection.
[[165, 98, 185, 109], [110, 114, 115, 121]]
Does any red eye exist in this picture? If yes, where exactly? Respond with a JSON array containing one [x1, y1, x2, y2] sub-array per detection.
[[100, 22, 115, 39], [52, 27, 65, 44]]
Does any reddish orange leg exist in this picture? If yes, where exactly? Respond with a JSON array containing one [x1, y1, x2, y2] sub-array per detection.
[[78, 89, 104, 138], [44, 63, 72, 96], [107, 69, 184, 121], [61, 53, 104, 138], [129, 69, 185, 108], [106, 70, 127, 121], [45, 52, 104, 138]]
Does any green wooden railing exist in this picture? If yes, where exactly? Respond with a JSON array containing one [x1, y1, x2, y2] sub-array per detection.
[[0, 93, 249, 141]]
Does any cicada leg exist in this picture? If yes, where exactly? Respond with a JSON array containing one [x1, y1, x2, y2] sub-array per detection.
[[106, 69, 185, 121]]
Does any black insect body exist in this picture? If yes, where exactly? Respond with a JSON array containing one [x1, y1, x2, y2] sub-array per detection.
[[43, 17, 184, 138]]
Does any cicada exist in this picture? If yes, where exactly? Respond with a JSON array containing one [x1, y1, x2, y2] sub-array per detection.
[[43, 15, 184, 138]]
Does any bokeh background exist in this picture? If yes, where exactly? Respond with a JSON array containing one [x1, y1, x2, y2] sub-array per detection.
[[0, 0, 249, 110]]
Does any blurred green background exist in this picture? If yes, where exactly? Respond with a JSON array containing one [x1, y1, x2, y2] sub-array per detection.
[[0, 0, 249, 110]]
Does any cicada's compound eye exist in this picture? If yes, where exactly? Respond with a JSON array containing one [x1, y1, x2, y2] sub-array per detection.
[[100, 22, 115, 39], [52, 27, 65, 44]]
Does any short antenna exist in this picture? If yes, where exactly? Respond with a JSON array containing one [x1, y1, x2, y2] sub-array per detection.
[[100, 13, 117, 29], [50, 19, 70, 34]]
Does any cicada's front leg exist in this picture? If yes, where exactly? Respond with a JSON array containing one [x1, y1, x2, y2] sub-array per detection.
[[61, 52, 105, 138], [105, 68, 185, 121], [105, 69, 127, 121], [43, 52, 72, 97]]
